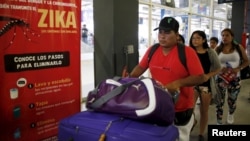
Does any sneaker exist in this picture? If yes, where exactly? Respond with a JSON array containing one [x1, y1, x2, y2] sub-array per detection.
[[227, 113, 234, 124], [198, 135, 205, 141]]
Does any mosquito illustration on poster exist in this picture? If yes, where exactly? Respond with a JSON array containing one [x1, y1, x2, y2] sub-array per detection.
[[0, 16, 40, 49]]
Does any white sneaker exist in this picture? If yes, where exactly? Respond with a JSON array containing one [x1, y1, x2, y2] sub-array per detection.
[[227, 113, 234, 124]]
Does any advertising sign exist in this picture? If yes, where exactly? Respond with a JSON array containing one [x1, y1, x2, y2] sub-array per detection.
[[218, 0, 245, 4], [0, 0, 81, 140]]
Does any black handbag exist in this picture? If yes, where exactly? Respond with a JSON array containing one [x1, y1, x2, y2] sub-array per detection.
[[240, 65, 250, 80]]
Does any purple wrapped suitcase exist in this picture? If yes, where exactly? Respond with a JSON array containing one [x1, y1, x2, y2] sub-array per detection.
[[58, 111, 179, 141]]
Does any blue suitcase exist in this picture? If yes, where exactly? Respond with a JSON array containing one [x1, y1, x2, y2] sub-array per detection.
[[58, 111, 179, 141]]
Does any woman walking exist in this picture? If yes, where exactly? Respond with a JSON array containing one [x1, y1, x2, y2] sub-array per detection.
[[189, 30, 221, 141], [215, 28, 249, 125]]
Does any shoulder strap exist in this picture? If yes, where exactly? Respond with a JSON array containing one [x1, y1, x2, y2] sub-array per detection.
[[147, 43, 160, 64], [147, 43, 187, 70], [177, 43, 187, 70], [235, 44, 243, 60]]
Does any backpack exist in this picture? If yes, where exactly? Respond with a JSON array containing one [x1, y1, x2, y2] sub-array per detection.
[[147, 43, 187, 70]]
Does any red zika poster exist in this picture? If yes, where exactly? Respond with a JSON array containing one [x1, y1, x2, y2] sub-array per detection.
[[0, 1, 81, 140]]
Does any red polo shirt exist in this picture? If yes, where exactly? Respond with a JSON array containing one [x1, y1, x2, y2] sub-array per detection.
[[139, 45, 204, 112]]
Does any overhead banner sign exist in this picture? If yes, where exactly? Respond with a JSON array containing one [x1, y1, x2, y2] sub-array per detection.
[[218, 0, 245, 4], [0, 0, 81, 140]]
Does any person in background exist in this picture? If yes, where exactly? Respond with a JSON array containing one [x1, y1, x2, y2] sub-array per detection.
[[215, 28, 249, 125], [189, 30, 221, 141], [178, 34, 185, 44], [129, 17, 205, 141], [209, 36, 220, 105], [209, 37, 219, 49], [82, 24, 89, 44]]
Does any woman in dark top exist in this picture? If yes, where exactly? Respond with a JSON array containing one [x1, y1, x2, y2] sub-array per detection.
[[189, 30, 221, 141]]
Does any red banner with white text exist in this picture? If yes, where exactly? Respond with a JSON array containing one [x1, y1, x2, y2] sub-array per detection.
[[0, 1, 81, 140]]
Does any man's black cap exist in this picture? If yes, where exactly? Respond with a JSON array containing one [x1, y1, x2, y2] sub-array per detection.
[[154, 17, 179, 32]]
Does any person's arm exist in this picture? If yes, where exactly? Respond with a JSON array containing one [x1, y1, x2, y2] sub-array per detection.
[[129, 65, 146, 77], [162, 47, 206, 93], [203, 49, 222, 82], [203, 68, 221, 82], [130, 45, 153, 77], [163, 74, 205, 93]]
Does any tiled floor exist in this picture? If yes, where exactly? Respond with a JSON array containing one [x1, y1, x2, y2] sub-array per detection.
[[81, 44, 250, 140]]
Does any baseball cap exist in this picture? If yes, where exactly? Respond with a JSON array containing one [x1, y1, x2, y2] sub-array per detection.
[[154, 17, 179, 32]]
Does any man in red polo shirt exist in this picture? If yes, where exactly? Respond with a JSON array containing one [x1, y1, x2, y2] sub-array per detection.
[[130, 17, 204, 141]]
